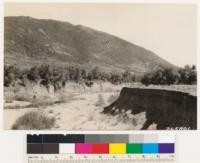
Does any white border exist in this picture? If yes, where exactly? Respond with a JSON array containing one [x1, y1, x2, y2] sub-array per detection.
[[1, 0, 199, 132], [1, 1, 200, 162], [3, 0, 200, 4]]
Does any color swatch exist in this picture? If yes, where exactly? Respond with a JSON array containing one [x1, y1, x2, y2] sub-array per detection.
[[109, 144, 126, 154], [142, 143, 159, 154], [126, 144, 142, 153], [27, 134, 175, 154], [59, 143, 75, 154]]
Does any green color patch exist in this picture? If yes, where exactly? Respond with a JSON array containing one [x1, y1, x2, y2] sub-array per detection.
[[126, 144, 142, 153]]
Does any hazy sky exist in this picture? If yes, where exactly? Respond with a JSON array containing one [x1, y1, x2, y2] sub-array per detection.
[[5, 3, 197, 67]]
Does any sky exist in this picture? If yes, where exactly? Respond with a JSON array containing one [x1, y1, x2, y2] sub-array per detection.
[[5, 3, 197, 67]]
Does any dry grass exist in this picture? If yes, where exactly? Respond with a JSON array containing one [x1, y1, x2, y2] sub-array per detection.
[[12, 111, 55, 130], [4, 82, 73, 109]]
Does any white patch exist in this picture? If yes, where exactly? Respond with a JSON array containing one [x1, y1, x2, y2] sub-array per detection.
[[38, 28, 47, 36]]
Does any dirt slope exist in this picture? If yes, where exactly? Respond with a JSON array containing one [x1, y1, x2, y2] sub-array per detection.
[[103, 87, 197, 130]]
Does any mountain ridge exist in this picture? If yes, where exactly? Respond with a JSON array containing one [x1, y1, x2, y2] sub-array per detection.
[[4, 16, 176, 74]]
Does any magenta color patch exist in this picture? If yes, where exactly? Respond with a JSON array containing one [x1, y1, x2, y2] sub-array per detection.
[[75, 144, 93, 154]]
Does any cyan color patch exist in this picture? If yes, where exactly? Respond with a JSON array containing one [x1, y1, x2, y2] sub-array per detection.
[[142, 143, 158, 154]]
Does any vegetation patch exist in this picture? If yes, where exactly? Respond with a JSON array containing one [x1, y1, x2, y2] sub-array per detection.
[[12, 111, 55, 130], [4, 65, 136, 90], [141, 65, 196, 86]]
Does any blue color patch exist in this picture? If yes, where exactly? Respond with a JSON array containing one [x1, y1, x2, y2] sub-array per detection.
[[142, 143, 159, 154]]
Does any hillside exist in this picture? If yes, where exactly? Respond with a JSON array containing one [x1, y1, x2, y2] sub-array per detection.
[[4, 16, 175, 74]]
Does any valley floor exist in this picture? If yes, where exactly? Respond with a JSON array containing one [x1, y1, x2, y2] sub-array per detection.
[[4, 92, 147, 130], [4, 82, 196, 130]]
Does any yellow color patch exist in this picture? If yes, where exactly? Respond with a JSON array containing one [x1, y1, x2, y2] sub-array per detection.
[[109, 144, 126, 154]]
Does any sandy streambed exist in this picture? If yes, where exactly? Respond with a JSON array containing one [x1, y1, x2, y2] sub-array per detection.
[[4, 92, 147, 130]]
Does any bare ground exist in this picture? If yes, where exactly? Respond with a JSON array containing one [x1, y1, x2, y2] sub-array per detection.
[[4, 82, 196, 130]]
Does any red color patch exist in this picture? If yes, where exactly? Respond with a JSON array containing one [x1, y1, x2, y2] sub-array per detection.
[[92, 144, 109, 154]]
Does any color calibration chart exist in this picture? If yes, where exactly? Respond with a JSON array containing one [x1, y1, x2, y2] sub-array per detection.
[[26, 133, 176, 163]]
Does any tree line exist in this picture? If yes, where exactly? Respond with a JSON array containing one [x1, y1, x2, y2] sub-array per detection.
[[4, 64, 197, 90], [141, 65, 197, 86], [4, 65, 135, 90]]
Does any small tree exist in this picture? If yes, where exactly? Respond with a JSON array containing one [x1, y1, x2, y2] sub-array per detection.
[[122, 70, 131, 83], [178, 65, 197, 84], [4, 66, 16, 87], [27, 66, 40, 82], [141, 72, 153, 86], [110, 73, 122, 85], [92, 66, 100, 80], [73, 68, 82, 83], [141, 67, 179, 86]]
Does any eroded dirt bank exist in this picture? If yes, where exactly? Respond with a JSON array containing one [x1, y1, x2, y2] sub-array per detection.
[[103, 87, 197, 130]]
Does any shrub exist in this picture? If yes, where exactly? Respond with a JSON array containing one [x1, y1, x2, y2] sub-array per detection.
[[178, 65, 197, 84], [141, 73, 153, 86], [85, 81, 93, 87], [91, 66, 100, 80], [110, 73, 122, 85], [12, 111, 55, 130], [4, 66, 17, 87], [140, 66, 196, 86], [27, 66, 40, 82]]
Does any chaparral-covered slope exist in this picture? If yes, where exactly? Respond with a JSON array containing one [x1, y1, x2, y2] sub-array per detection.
[[5, 16, 175, 74]]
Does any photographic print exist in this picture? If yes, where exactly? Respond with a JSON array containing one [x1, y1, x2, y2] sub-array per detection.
[[4, 3, 197, 130]]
